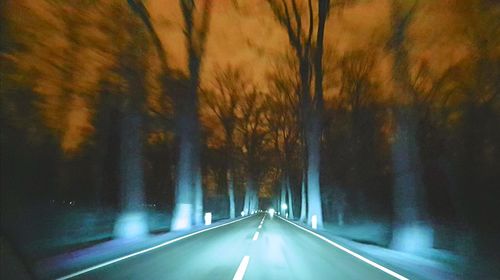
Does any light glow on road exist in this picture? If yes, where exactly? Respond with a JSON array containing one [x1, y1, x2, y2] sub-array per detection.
[[268, 208, 275, 217], [258, 224, 262, 229], [233, 256, 250, 280], [276, 216, 409, 280], [252, 231, 260, 241], [56, 215, 255, 280]]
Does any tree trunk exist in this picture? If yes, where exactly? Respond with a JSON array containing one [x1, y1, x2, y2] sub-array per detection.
[[280, 178, 286, 215], [243, 183, 250, 215], [251, 188, 259, 213], [190, 66, 204, 225], [114, 101, 148, 238], [171, 93, 197, 230], [227, 169, 236, 218], [286, 176, 294, 219], [390, 106, 433, 252], [193, 165, 203, 225], [300, 171, 307, 222], [245, 177, 258, 214], [226, 136, 236, 218], [306, 114, 323, 228], [388, 0, 432, 252], [305, 0, 329, 229]]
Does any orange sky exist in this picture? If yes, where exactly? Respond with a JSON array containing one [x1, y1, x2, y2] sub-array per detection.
[[7, 0, 490, 153], [147, 0, 470, 93]]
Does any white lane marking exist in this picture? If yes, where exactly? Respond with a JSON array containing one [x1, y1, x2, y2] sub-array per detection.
[[252, 231, 260, 241], [233, 256, 250, 280], [56, 215, 256, 280], [258, 225, 262, 229], [276, 216, 409, 280]]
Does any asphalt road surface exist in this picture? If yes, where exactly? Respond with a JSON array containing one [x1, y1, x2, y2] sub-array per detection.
[[68, 213, 406, 280]]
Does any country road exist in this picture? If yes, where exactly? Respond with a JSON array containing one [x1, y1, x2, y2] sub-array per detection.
[[62, 213, 407, 280]]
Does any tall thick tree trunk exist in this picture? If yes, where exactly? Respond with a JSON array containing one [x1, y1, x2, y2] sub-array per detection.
[[298, 55, 312, 224], [245, 177, 258, 214], [300, 171, 307, 222], [305, 0, 328, 228], [227, 169, 236, 218], [193, 166, 203, 225], [286, 176, 294, 219], [280, 178, 286, 214], [243, 183, 250, 215], [306, 115, 323, 228], [388, 0, 432, 253], [251, 188, 258, 213], [390, 106, 432, 252], [171, 94, 197, 230], [172, 0, 212, 229], [114, 101, 148, 238], [93, 89, 120, 210], [192, 125, 203, 225], [226, 136, 236, 218]]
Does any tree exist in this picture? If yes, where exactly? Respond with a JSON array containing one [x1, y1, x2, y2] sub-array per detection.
[[169, 0, 213, 229], [339, 50, 377, 219], [387, 0, 433, 252], [204, 65, 249, 218], [265, 63, 300, 219], [267, 0, 331, 227], [128, 0, 213, 229], [111, 2, 155, 238], [237, 90, 269, 214]]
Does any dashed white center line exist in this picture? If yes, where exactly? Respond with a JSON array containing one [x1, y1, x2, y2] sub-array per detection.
[[233, 256, 250, 280], [252, 231, 260, 241], [257, 214, 265, 231]]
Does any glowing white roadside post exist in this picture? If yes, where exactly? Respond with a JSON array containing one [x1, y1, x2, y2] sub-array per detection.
[[204, 212, 212, 226], [311, 215, 318, 230], [281, 203, 288, 218]]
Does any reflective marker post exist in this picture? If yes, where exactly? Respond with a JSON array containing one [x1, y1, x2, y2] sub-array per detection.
[[312, 215, 317, 230], [204, 212, 212, 225]]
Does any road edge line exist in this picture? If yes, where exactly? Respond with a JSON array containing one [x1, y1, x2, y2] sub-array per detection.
[[276, 215, 409, 280], [56, 214, 257, 280]]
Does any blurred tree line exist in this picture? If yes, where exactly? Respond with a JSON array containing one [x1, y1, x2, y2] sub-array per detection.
[[1, 0, 499, 266]]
